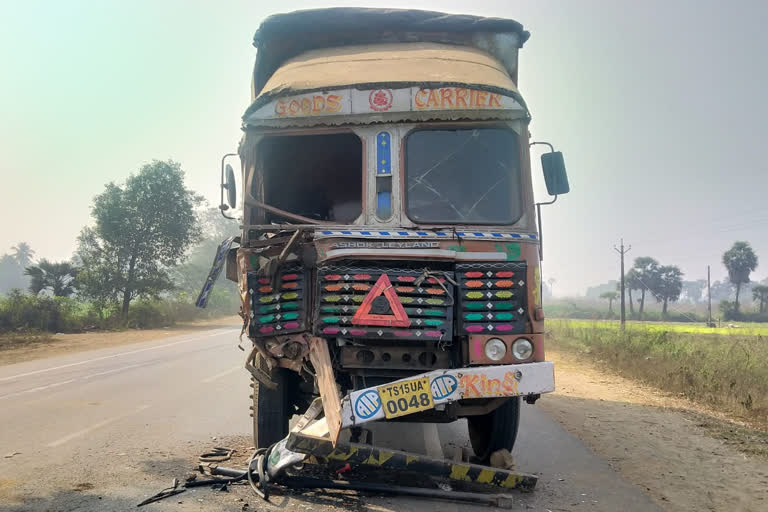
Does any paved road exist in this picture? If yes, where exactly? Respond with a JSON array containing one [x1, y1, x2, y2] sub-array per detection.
[[0, 325, 661, 511]]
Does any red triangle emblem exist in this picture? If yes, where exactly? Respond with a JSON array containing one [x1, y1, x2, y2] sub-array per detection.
[[352, 274, 411, 327]]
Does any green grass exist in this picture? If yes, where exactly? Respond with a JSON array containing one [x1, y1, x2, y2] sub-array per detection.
[[560, 318, 768, 336], [548, 319, 768, 424]]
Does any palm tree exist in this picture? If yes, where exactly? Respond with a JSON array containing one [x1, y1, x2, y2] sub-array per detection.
[[752, 284, 768, 313], [24, 259, 77, 297], [547, 278, 556, 297], [722, 241, 758, 314], [600, 291, 618, 314], [631, 257, 660, 320], [11, 242, 35, 267]]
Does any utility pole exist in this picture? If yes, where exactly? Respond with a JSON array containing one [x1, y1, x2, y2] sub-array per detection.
[[707, 265, 712, 327], [614, 239, 631, 329]]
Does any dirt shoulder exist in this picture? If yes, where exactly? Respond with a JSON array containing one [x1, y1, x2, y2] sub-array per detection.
[[0, 316, 241, 366], [543, 347, 768, 511]]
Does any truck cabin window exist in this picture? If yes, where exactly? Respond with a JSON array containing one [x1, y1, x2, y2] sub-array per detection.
[[405, 128, 522, 224], [258, 133, 363, 223]]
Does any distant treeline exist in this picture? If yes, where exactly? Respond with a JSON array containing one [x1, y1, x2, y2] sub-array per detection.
[[577, 242, 767, 322], [0, 160, 239, 334]]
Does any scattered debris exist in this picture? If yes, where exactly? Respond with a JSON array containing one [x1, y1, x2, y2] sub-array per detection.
[[199, 447, 234, 463], [137, 478, 185, 507]]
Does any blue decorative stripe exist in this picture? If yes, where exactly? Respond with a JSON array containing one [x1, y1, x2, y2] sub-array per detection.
[[314, 230, 538, 240]]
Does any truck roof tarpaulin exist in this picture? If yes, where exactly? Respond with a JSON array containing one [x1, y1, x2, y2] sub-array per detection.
[[245, 8, 530, 126]]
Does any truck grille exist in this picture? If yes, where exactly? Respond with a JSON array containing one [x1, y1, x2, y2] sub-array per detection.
[[456, 263, 527, 335], [315, 266, 454, 341], [248, 266, 308, 337]]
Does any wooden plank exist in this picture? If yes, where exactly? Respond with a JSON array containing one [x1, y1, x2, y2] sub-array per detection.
[[308, 337, 342, 445]]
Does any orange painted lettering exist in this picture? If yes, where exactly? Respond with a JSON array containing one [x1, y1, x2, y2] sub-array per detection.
[[455, 88, 468, 108], [469, 89, 477, 107], [312, 95, 325, 113], [288, 100, 300, 115], [326, 94, 342, 113], [440, 88, 454, 108], [502, 372, 519, 394], [476, 90, 488, 107], [460, 375, 480, 397], [489, 93, 502, 107], [275, 100, 287, 116], [300, 98, 312, 115], [415, 89, 428, 108], [426, 89, 439, 108]]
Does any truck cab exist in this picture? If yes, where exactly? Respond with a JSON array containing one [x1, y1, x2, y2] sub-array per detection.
[[219, 8, 569, 462]]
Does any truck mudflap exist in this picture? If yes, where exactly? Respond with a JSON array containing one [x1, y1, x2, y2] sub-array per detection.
[[342, 361, 555, 428]]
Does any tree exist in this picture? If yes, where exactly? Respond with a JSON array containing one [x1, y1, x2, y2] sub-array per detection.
[[600, 291, 618, 314], [0, 254, 28, 295], [11, 242, 35, 267], [631, 257, 660, 320], [681, 280, 707, 304], [24, 259, 77, 297], [722, 241, 758, 314], [76, 160, 203, 315], [752, 284, 768, 314], [654, 265, 684, 317], [170, 207, 239, 310], [625, 269, 640, 316], [547, 278, 556, 297]]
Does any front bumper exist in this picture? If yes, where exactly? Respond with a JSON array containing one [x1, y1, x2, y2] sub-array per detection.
[[341, 361, 555, 427]]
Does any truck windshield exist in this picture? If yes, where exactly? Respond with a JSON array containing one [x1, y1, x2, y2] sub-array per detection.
[[405, 128, 522, 224]]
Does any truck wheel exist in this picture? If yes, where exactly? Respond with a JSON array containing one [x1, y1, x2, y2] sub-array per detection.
[[467, 397, 521, 462], [252, 369, 292, 449]]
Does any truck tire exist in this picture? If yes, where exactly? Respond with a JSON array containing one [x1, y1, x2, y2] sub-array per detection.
[[467, 397, 521, 462], [252, 370, 292, 449]]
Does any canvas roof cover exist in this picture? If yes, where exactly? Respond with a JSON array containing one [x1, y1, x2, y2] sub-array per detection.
[[257, 43, 519, 99], [248, 7, 529, 99]]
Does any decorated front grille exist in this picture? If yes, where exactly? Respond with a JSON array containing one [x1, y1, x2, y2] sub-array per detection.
[[315, 266, 454, 341], [456, 263, 527, 335], [248, 267, 307, 337]]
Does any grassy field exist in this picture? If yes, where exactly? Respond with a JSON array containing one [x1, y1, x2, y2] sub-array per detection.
[[548, 319, 768, 426], [561, 318, 768, 336]]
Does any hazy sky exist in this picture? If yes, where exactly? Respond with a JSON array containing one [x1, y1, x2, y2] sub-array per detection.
[[2, 0, 767, 296]]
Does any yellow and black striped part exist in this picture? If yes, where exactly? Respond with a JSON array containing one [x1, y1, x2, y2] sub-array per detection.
[[286, 432, 537, 492]]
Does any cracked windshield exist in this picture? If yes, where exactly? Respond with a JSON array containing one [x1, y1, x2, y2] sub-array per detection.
[[406, 128, 522, 224]]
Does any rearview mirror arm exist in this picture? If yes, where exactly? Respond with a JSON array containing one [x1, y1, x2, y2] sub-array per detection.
[[220, 153, 238, 220], [535, 195, 558, 261]]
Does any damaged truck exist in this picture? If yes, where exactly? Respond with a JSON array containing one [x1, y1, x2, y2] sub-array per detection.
[[199, 7, 570, 464]]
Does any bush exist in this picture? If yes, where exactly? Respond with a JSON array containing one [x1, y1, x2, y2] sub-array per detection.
[[0, 291, 89, 333], [0, 289, 233, 334]]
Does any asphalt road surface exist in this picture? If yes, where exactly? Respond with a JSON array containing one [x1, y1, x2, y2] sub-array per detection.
[[0, 325, 661, 511]]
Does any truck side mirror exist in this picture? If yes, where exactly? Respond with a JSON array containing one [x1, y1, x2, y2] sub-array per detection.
[[541, 152, 570, 196], [224, 164, 237, 208]]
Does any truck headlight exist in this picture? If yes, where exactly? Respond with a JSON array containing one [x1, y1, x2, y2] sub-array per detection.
[[511, 338, 534, 361], [484, 338, 507, 361]]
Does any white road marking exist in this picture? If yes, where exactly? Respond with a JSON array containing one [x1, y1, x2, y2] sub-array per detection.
[[47, 404, 150, 447], [0, 329, 237, 383], [423, 422, 444, 458], [0, 379, 78, 400], [0, 363, 150, 401], [201, 365, 241, 383]]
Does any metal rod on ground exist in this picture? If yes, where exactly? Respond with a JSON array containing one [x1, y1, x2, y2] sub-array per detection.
[[614, 238, 631, 329], [279, 476, 515, 509]]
